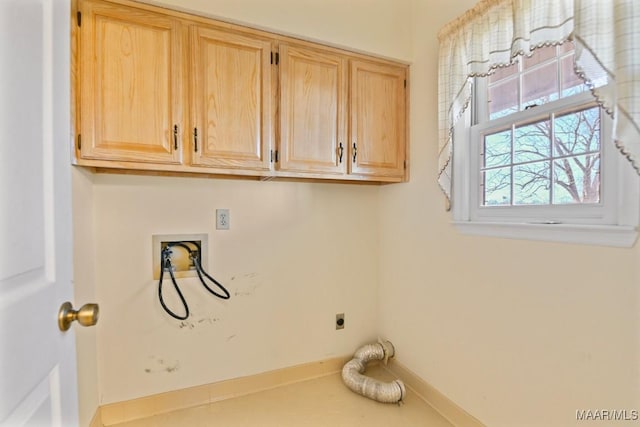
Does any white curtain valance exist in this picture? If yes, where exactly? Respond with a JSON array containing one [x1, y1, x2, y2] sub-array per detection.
[[437, 0, 640, 207]]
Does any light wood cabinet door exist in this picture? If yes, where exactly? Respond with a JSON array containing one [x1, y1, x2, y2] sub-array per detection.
[[278, 44, 347, 175], [349, 60, 407, 178], [190, 26, 273, 171], [78, 0, 184, 164]]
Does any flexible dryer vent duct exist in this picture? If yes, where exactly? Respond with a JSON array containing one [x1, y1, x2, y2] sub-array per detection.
[[341, 340, 405, 404]]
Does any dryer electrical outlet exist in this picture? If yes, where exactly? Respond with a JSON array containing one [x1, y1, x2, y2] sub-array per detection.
[[152, 233, 208, 280], [336, 313, 345, 330]]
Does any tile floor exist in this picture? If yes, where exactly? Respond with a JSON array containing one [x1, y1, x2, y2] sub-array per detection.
[[109, 365, 454, 427]]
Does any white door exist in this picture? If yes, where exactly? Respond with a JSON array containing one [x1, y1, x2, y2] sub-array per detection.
[[0, 0, 79, 426]]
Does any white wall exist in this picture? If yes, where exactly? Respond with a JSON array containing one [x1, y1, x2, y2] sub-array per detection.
[[93, 175, 383, 403], [378, 1, 640, 427], [72, 167, 99, 427], [153, 0, 412, 61]]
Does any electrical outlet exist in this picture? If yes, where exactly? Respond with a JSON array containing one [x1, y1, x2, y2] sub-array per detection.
[[336, 313, 345, 330], [216, 209, 230, 230]]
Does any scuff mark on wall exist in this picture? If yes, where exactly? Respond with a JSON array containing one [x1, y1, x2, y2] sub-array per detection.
[[145, 356, 180, 374], [179, 321, 195, 330], [197, 316, 221, 324], [233, 272, 263, 297], [226, 334, 236, 342], [175, 315, 221, 330]]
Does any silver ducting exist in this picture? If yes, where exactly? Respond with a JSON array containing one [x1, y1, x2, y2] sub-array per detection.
[[341, 340, 405, 404]]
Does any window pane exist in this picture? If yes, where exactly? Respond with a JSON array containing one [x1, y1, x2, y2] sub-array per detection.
[[514, 120, 551, 163], [554, 107, 600, 157], [489, 78, 519, 119], [514, 161, 550, 205], [489, 63, 518, 84], [560, 54, 585, 97], [484, 129, 511, 168], [483, 167, 511, 206], [553, 154, 600, 204], [523, 46, 556, 68], [523, 62, 559, 108], [558, 41, 574, 55]]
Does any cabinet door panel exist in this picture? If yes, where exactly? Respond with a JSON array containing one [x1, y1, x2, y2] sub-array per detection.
[[279, 44, 346, 174], [350, 60, 406, 178], [79, 0, 183, 163], [191, 26, 272, 170]]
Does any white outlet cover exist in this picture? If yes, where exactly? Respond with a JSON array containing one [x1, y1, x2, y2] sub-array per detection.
[[216, 209, 230, 230]]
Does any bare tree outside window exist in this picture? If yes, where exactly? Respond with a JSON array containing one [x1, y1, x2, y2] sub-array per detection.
[[482, 106, 601, 206]]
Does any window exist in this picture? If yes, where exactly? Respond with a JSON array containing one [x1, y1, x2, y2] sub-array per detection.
[[480, 105, 601, 206], [452, 44, 639, 247]]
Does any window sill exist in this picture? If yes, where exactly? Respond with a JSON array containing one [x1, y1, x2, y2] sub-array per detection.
[[452, 221, 638, 247]]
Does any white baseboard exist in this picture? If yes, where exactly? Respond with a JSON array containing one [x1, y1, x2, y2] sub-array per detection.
[[89, 407, 102, 427], [100, 356, 349, 426], [384, 360, 485, 427], [98, 356, 484, 427]]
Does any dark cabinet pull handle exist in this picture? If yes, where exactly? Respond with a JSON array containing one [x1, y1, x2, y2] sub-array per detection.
[[338, 142, 344, 163], [193, 128, 198, 152], [173, 125, 178, 150], [352, 142, 357, 163]]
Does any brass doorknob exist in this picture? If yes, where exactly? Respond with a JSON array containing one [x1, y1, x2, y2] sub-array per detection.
[[58, 301, 99, 331]]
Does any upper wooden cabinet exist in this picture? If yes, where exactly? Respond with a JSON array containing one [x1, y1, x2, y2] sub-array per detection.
[[349, 60, 407, 178], [190, 26, 273, 171], [73, 0, 409, 183], [278, 49, 407, 180], [78, 0, 184, 164], [278, 43, 347, 175]]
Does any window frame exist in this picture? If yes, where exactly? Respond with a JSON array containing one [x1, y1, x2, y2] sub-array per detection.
[[470, 91, 613, 223], [452, 60, 639, 247]]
